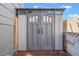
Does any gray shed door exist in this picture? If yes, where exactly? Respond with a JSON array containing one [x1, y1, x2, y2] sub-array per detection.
[[27, 13, 54, 50]]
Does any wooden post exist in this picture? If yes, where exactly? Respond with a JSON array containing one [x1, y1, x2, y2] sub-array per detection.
[[14, 16, 18, 53]]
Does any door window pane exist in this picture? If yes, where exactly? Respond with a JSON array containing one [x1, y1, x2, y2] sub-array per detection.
[[35, 16, 38, 22], [29, 17, 32, 22], [47, 16, 49, 22], [49, 17, 52, 22], [43, 16, 46, 22]]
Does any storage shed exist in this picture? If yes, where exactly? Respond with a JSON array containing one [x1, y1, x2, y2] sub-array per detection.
[[14, 8, 65, 52]]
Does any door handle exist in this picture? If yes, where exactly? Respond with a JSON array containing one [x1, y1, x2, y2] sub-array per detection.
[[37, 28, 43, 34], [37, 29, 40, 33]]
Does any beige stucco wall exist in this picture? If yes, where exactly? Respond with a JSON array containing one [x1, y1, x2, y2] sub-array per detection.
[[64, 16, 79, 33]]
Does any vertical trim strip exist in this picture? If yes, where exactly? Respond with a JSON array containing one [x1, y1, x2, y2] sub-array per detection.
[[14, 16, 18, 51], [14, 16, 16, 53], [54, 11, 55, 50], [51, 19, 53, 50], [26, 10, 28, 50]]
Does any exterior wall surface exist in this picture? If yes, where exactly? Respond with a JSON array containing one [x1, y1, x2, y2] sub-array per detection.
[[0, 3, 23, 55], [18, 15, 27, 50], [55, 14, 63, 50], [64, 16, 79, 33]]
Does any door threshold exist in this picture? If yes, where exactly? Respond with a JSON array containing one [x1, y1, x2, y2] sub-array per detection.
[[15, 50, 65, 55]]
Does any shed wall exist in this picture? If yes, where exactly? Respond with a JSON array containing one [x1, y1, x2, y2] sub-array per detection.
[[17, 10, 64, 50], [55, 14, 63, 50]]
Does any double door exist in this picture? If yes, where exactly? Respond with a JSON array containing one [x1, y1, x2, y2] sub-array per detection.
[[27, 13, 55, 50]]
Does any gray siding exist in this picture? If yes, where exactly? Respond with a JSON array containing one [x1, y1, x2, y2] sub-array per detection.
[[0, 3, 23, 55], [55, 14, 63, 50], [18, 15, 27, 50]]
